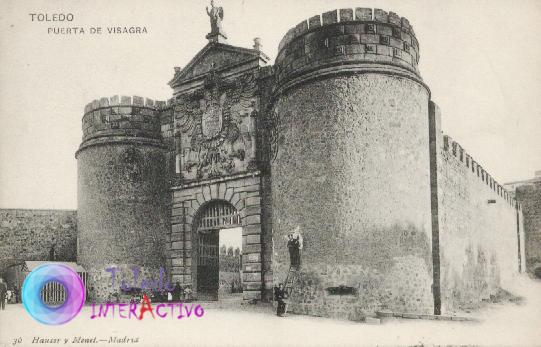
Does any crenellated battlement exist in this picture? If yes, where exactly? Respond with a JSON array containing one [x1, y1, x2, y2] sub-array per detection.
[[274, 8, 421, 92], [442, 135, 518, 208], [80, 95, 167, 146]]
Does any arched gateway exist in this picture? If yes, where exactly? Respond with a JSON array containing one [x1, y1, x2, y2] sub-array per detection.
[[194, 200, 241, 300], [166, 174, 268, 303]]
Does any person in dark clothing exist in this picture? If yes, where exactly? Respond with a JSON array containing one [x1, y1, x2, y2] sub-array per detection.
[[49, 243, 57, 261], [88, 286, 95, 302], [0, 278, 7, 310], [173, 282, 182, 301], [274, 283, 287, 317], [287, 234, 301, 269]]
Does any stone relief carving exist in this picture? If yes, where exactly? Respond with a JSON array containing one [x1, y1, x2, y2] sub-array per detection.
[[174, 72, 258, 181]]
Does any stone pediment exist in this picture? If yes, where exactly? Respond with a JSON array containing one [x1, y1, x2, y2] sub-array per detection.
[[169, 42, 268, 88]]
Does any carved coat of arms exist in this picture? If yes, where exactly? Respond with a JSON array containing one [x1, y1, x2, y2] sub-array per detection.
[[201, 89, 226, 139], [173, 72, 257, 181]]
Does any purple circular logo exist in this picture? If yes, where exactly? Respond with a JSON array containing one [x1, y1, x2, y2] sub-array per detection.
[[22, 263, 85, 325]]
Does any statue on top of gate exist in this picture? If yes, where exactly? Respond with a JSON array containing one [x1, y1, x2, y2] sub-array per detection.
[[206, 0, 227, 42]]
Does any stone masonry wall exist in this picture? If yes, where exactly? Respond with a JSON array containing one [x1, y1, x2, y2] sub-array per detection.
[[168, 174, 265, 301], [0, 209, 77, 275], [275, 8, 420, 87], [158, 105, 177, 184], [77, 143, 169, 301], [257, 66, 276, 301], [77, 96, 169, 302], [516, 183, 541, 274], [435, 120, 523, 314], [81, 95, 165, 143], [271, 73, 433, 320]]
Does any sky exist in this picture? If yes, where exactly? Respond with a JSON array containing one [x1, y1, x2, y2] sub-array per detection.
[[220, 227, 242, 250], [0, 0, 540, 209]]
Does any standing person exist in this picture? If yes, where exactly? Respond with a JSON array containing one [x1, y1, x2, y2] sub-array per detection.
[[49, 243, 57, 261], [183, 285, 192, 301], [88, 286, 95, 302], [173, 282, 182, 301], [0, 278, 7, 311], [287, 228, 302, 269], [274, 283, 287, 317], [286, 234, 295, 267]]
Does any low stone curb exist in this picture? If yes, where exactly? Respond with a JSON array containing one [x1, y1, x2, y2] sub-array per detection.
[[376, 310, 478, 322]]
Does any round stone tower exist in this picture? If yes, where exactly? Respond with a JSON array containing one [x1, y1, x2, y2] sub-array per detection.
[[76, 96, 169, 301], [271, 8, 433, 318]]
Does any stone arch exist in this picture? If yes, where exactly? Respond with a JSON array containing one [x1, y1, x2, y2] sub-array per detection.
[[190, 183, 245, 217], [192, 199, 242, 232]]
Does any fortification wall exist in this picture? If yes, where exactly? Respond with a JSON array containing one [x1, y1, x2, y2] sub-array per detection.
[[433, 108, 523, 313], [81, 95, 165, 143], [76, 96, 169, 301], [274, 8, 421, 93], [271, 10, 434, 315], [158, 104, 177, 184], [257, 66, 276, 301], [0, 209, 77, 275], [270, 8, 434, 320], [516, 182, 541, 274]]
